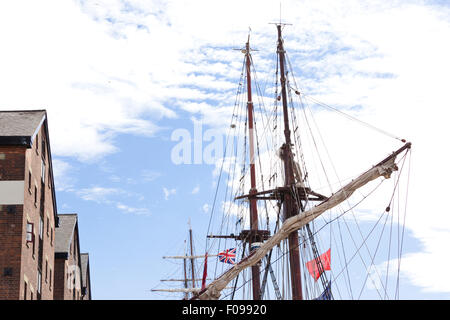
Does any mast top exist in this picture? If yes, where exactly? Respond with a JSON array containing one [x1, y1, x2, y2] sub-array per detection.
[[233, 33, 257, 55], [268, 1, 292, 27], [269, 22, 292, 26]]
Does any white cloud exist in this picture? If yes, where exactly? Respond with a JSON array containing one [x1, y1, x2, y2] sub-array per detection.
[[116, 202, 150, 215], [76, 185, 150, 215], [141, 170, 161, 182], [52, 158, 76, 192], [0, 0, 175, 161], [191, 185, 200, 194], [77, 186, 122, 203], [163, 187, 176, 200]]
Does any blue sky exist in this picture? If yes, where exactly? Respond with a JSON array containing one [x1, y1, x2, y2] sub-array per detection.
[[1, 0, 450, 299]]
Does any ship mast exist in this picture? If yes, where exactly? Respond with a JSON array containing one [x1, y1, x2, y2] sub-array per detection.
[[183, 251, 189, 299], [188, 220, 196, 290], [276, 23, 303, 300], [193, 25, 411, 301], [152, 222, 214, 299], [244, 37, 262, 300]]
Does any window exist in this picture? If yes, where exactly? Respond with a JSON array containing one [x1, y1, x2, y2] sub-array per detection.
[[34, 186, 37, 206], [36, 134, 39, 153], [41, 160, 46, 184], [42, 139, 46, 159], [28, 172, 32, 192], [37, 271, 42, 295], [50, 228, 53, 246], [26, 222, 34, 244], [45, 260, 48, 283], [39, 217, 43, 240], [3, 268, 12, 276], [49, 268, 52, 290], [46, 217, 49, 236], [27, 222, 35, 257], [24, 281, 27, 300]]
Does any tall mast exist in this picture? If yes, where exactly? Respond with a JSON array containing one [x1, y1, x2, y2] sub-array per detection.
[[154, 225, 209, 298], [193, 24, 411, 301], [188, 220, 196, 290], [183, 248, 189, 299], [276, 24, 303, 300], [244, 37, 261, 300]]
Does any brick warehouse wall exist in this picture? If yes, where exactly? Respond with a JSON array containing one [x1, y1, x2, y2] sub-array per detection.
[[54, 220, 83, 300], [53, 258, 65, 300], [0, 146, 26, 300], [0, 122, 57, 300], [68, 227, 82, 300], [0, 204, 24, 299], [21, 124, 57, 300]]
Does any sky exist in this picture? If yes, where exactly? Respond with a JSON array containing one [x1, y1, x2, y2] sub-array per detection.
[[1, 0, 450, 299]]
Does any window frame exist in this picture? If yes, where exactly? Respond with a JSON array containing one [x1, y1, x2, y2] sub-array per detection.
[[39, 217, 43, 240], [41, 159, 46, 184], [26, 222, 34, 244], [37, 270, 42, 295]]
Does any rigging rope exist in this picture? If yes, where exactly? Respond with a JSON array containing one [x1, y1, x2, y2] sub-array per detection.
[[299, 93, 406, 143], [219, 171, 395, 300], [207, 35, 411, 301]]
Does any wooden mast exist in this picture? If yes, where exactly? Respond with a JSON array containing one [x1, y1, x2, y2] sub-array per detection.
[[154, 223, 211, 298], [183, 250, 189, 299], [276, 23, 303, 300], [244, 37, 261, 300], [188, 220, 196, 290]]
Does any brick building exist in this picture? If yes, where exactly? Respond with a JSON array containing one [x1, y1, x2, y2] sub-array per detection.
[[80, 253, 92, 300], [0, 110, 58, 300], [0, 110, 91, 300], [54, 213, 86, 300]]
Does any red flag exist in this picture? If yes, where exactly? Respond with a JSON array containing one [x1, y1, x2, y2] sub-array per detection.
[[201, 252, 208, 290], [306, 248, 331, 281]]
